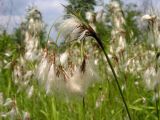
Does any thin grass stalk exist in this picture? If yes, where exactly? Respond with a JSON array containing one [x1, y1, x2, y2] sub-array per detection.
[[82, 96, 86, 119], [46, 23, 58, 49], [91, 31, 132, 120]]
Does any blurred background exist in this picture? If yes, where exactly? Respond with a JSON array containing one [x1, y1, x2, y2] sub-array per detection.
[[1, 0, 158, 36]]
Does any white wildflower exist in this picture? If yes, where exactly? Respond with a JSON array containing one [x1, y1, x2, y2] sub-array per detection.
[[86, 11, 95, 23], [13, 65, 22, 84], [3, 98, 13, 107], [94, 59, 99, 65], [58, 16, 89, 41], [142, 97, 146, 103], [67, 69, 84, 94], [59, 17, 82, 37], [67, 60, 98, 95], [27, 85, 34, 98], [0, 92, 3, 105], [116, 35, 126, 53], [96, 9, 104, 23], [143, 67, 160, 90], [86, 11, 96, 31], [36, 54, 50, 85], [95, 94, 105, 108], [141, 14, 156, 21], [121, 84, 126, 92], [134, 81, 139, 86], [23, 7, 43, 62], [45, 63, 56, 94], [3, 59, 8, 64], [60, 51, 69, 65], [24, 47, 39, 61], [109, 1, 120, 10], [27, 7, 43, 35], [4, 51, 12, 57], [23, 112, 30, 120]]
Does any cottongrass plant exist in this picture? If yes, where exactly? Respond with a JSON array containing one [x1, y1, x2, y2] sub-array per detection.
[[36, 47, 99, 96], [142, 9, 160, 119], [142, 9, 160, 48], [12, 7, 44, 99], [0, 96, 30, 120], [109, 0, 126, 56], [58, 16, 90, 42], [143, 66, 160, 90], [12, 56, 34, 98], [38, 6, 132, 119], [24, 6, 43, 61]]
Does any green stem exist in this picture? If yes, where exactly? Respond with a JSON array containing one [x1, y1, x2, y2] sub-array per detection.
[[46, 22, 58, 49], [46, 23, 55, 43], [92, 33, 132, 120]]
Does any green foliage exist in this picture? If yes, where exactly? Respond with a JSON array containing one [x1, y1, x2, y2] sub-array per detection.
[[0, 65, 158, 120], [95, 22, 111, 50], [124, 4, 142, 44], [0, 31, 19, 60], [39, 28, 47, 48], [66, 0, 96, 18]]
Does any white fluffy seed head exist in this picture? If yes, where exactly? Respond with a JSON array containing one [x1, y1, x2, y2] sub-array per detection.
[[109, 1, 120, 9], [45, 63, 56, 94], [36, 56, 50, 85], [23, 112, 30, 120], [37, 50, 98, 97], [143, 67, 160, 90], [86, 11, 95, 23], [96, 9, 104, 23], [3, 98, 13, 107], [24, 35, 40, 61], [0, 92, 3, 105], [57, 16, 89, 42], [13, 65, 23, 85], [116, 36, 126, 53], [27, 7, 43, 35], [60, 51, 69, 65], [59, 17, 81, 37], [27, 85, 34, 98], [141, 14, 156, 21], [67, 60, 98, 95]]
